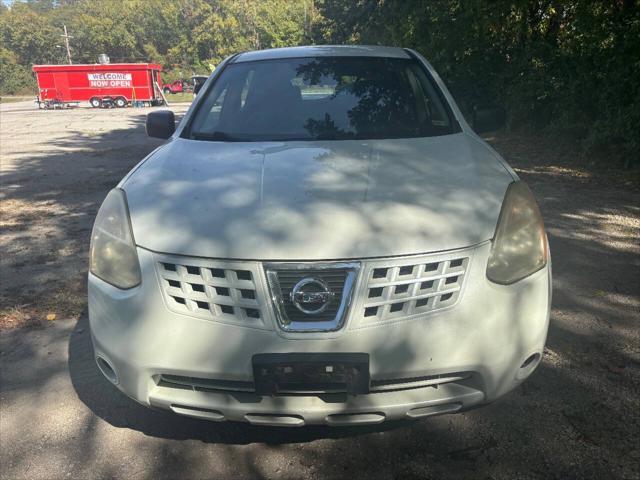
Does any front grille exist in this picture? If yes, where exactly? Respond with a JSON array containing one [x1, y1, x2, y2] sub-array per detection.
[[154, 248, 472, 331], [155, 255, 269, 329], [358, 255, 469, 325], [156, 371, 473, 395], [370, 372, 472, 392], [158, 374, 255, 393]]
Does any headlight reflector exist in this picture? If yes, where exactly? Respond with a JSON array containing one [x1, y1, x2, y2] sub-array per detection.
[[89, 189, 141, 289], [487, 181, 548, 284]]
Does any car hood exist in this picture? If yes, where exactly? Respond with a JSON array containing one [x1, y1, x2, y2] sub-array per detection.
[[124, 133, 513, 260]]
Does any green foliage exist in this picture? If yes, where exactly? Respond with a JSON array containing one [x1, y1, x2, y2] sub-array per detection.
[[0, 0, 309, 72], [0, 2, 65, 66], [1, 0, 637, 163], [0, 47, 36, 94], [314, 0, 640, 163]]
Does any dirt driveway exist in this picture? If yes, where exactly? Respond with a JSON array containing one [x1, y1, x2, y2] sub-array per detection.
[[1, 101, 639, 479]]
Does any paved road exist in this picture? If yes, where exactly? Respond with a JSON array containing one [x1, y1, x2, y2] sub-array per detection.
[[1, 101, 639, 479]]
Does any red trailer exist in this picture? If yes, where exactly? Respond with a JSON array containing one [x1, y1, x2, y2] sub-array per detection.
[[32, 63, 164, 109]]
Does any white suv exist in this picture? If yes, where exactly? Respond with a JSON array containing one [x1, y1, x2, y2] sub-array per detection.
[[88, 46, 551, 426]]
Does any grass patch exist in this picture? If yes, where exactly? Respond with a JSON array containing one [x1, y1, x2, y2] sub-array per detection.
[[0, 96, 34, 103], [165, 92, 193, 103]]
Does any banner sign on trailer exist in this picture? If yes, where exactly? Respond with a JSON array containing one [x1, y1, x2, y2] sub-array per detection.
[[87, 72, 132, 87]]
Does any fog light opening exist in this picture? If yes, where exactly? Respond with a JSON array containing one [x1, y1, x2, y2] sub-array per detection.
[[521, 353, 540, 370], [96, 356, 118, 384], [516, 353, 541, 380]]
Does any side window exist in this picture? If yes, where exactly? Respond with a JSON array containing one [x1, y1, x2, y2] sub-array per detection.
[[191, 83, 228, 133], [209, 88, 227, 125], [190, 65, 253, 134], [240, 70, 255, 109], [292, 74, 336, 100], [409, 64, 450, 127]]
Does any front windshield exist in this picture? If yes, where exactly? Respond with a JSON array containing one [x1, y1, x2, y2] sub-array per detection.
[[187, 56, 458, 142]]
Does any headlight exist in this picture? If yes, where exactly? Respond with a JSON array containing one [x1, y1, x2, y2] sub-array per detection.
[[89, 189, 141, 289], [487, 181, 548, 284]]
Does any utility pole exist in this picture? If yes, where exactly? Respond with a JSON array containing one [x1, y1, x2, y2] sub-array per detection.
[[61, 25, 73, 64]]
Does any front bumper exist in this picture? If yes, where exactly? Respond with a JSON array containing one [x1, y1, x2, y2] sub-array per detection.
[[89, 242, 551, 426]]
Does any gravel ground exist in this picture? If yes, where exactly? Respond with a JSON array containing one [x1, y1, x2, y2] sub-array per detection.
[[1, 101, 639, 480]]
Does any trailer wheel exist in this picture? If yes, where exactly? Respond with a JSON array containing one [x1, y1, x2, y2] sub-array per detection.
[[89, 97, 101, 108], [114, 97, 127, 108]]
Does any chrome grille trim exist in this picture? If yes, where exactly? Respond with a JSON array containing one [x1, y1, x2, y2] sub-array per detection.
[[154, 254, 271, 329], [277, 269, 347, 321], [264, 262, 360, 332]]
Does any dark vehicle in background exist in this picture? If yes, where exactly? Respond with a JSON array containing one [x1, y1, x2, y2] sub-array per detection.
[[191, 75, 209, 97]]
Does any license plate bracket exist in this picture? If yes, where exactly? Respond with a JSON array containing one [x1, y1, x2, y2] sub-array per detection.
[[252, 353, 370, 395]]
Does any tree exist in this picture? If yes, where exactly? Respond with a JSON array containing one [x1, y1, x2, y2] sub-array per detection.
[[0, 47, 35, 94]]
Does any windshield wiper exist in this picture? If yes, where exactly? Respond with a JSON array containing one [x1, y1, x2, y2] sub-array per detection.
[[191, 131, 244, 142]]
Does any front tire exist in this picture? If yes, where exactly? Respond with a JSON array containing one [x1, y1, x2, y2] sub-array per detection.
[[163, 87, 171, 94], [89, 97, 101, 108], [114, 97, 127, 108]]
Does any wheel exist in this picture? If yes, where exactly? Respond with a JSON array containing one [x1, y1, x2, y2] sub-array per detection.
[[163, 87, 171, 94], [115, 97, 127, 108], [89, 97, 101, 108]]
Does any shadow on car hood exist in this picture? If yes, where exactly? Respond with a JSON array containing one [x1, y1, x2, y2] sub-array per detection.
[[124, 133, 513, 260]]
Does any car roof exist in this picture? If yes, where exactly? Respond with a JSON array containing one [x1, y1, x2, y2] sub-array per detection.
[[232, 45, 411, 63]]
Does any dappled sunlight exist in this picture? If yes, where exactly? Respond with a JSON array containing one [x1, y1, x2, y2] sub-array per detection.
[[0, 104, 638, 479], [514, 165, 593, 182], [124, 133, 509, 260], [0, 106, 189, 326]]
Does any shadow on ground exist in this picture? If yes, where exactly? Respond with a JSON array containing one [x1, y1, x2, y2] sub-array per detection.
[[0, 107, 185, 326], [69, 130, 640, 478], [1, 109, 639, 479]]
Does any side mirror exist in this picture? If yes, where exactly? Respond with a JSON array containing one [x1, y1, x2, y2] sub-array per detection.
[[146, 110, 175, 139], [472, 105, 506, 134]]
